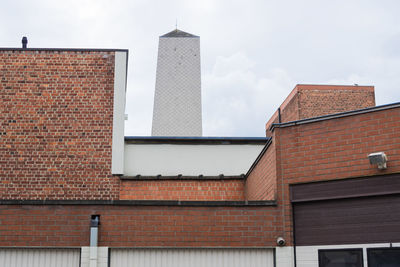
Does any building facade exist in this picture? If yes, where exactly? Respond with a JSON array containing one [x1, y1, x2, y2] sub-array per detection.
[[0, 46, 399, 267]]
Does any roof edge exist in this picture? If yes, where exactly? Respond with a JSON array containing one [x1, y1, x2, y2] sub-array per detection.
[[270, 101, 400, 131], [0, 199, 277, 207], [120, 175, 245, 180], [0, 48, 129, 52], [295, 83, 375, 88], [160, 29, 199, 38], [125, 136, 269, 145]]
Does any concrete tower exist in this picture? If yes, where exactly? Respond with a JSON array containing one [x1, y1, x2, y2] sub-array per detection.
[[151, 29, 202, 136]]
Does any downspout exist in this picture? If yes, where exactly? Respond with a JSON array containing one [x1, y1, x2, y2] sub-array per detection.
[[90, 215, 100, 267], [278, 108, 282, 123], [292, 206, 297, 267]]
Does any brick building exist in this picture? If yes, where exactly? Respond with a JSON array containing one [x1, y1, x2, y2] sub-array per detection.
[[0, 46, 399, 267], [248, 84, 400, 266]]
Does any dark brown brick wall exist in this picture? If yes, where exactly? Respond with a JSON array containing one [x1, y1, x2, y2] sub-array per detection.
[[0, 50, 119, 200], [0, 205, 281, 247]]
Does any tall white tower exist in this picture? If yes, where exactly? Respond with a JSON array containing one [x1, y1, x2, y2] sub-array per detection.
[[151, 29, 202, 136]]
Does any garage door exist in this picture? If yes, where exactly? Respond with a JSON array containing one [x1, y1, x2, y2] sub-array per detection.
[[293, 195, 400, 245], [290, 174, 400, 246], [0, 248, 80, 267], [110, 248, 274, 267]]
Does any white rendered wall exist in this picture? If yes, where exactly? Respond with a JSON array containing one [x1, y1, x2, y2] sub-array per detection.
[[152, 36, 202, 136], [111, 51, 127, 175], [124, 143, 264, 176], [296, 243, 400, 267]]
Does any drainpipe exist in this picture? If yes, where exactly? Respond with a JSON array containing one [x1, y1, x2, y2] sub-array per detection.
[[90, 215, 100, 267], [278, 107, 282, 123]]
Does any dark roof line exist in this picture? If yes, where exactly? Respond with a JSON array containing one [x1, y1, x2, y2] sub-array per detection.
[[0, 199, 277, 207], [125, 136, 269, 145], [270, 101, 400, 131], [125, 136, 268, 141], [295, 83, 375, 87], [120, 174, 246, 181], [0, 48, 129, 52]]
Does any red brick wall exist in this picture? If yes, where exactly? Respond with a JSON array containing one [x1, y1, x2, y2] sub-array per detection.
[[265, 90, 299, 137], [0, 50, 119, 200], [274, 106, 400, 245], [281, 93, 299, 122], [245, 141, 277, 201], [278, 108, 400, 183], [265, 84, 375, 136], [297, 85, 375, 119], [265, 112, 279, 137], [120, 180, 245, 201], [0, 205, 281, 247], [265, 94, 299, 137]]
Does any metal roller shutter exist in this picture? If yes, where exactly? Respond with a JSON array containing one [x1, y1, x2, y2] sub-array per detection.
[[293, 195, 400, 245], [0, 248, 80, 267], [110, 248, 274, 267], [290, 174, 400, 246]]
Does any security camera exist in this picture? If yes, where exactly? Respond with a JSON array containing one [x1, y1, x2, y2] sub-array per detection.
[[368, 152, 387, 170], [276, 237, 286, 246]]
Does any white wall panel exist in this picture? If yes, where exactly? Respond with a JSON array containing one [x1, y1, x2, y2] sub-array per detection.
[[276, 246, 294, 267], [111, 248, 273, 267], [0, 248, 80, 267], [112, 51, 128, 175], [81, 247, 108, 267], [124, 143, 264, 176]]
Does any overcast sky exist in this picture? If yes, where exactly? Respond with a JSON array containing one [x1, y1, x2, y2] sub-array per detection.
[[1, 0, 400, 136]]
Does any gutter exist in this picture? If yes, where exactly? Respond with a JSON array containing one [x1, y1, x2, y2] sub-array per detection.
[[270, 101, 400, 131], [0, 199, 277, 207]]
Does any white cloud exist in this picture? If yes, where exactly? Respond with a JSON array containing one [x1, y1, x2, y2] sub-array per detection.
[[203, 52, 293, 136], [1, 0, 400, 136]]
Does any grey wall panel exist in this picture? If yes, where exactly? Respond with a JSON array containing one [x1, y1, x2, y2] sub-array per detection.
[[111, 248, 273, 267], [293, 195, 400, 246], [0, 248, 80, 267]]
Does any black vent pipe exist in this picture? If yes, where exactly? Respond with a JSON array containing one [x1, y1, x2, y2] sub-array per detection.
[[22, 37, 28, 49]]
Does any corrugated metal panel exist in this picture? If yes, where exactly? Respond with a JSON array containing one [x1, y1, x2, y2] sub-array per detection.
[[293, 194, 400, 246], [110, 248, 274, 267], [0, 248, 80, 267], [290, 173, 400, 203]]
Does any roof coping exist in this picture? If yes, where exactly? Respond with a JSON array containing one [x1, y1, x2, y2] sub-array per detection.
[[160, 29, 198, 38]]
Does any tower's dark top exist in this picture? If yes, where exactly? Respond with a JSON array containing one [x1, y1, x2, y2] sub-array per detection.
[[160, 29, 199, 38]]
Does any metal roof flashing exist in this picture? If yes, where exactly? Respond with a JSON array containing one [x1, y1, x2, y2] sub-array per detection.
[[269, 101, 400, 132], [124, 136, 270, 145], [0, 48, 129, 52]]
